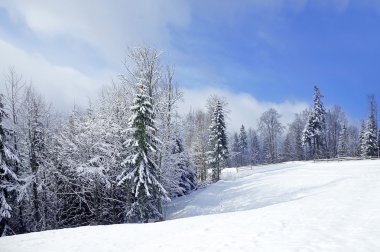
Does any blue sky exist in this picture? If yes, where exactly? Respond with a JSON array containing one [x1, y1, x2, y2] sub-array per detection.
[[0, 0, 379, 130], [173, 1, 380, 120]]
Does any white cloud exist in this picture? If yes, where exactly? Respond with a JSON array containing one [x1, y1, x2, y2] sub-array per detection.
[[0, 0, 193, 111], [0, 38, 111, 110], [0, 0, 191, 66], [179, 86, 309, 132], [0, 0, 371, 117]]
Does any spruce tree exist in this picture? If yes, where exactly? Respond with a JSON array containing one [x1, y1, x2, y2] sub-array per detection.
[[118, 82, 168, 223], [208, 100, 228, 182], [303, 86, 326, 159], [361, 115, 377, 158], [361, 96, 378, 158], [0, 94, 19, 236]]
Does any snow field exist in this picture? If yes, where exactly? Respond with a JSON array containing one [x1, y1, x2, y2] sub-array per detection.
[[1, 160, 380, 252]]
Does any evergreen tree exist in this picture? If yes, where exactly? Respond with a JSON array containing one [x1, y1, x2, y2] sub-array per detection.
[[0, 94, 19, 236], [303, 86, 326, 159], [118, 82, 168, 223], [238, 125, 248, 166], [338, 124, 349, 157], [361, 96, 378, 158], [361, 115, 377, 158], [208, 100, 228, 182]]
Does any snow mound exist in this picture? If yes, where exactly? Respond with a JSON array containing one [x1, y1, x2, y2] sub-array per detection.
[[1, 160, 380, 251]]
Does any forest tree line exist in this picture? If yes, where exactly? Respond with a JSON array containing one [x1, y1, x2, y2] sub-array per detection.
[[218, 87, 379, 168], [0, 47, 379, 237]]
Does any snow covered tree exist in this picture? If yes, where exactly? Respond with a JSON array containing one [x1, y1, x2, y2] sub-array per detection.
[[208, 100, 228, 182], [347, 125, 360, 157], [361, 115, 377, 158], [18, 86, 56, 232], [258, 108, 284, 163], [3, 67, 25, 233], [359, 121, 366, 155], [338, 124, 349, 157], [118, 81, 168, 223], [361, 96, 378, 158], [248, 129, 260, 165], [282, 132, 293, 162], [161, 127, 196, 197], [325, 106, 346, 158], [0, 94, 19, 236], [230, 132, 240, 167], [154, 66, 196, 197], [238, 125, 248, 166], [185, 110, 209, 182], [287, 110, 310, 161], [303, 86, 326, 159]]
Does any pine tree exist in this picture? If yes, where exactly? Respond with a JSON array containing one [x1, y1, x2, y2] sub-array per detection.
[[238, 125, 248, 166], [208, 100, 228, 182], [338, 124, 349, 157], [118, 81, 168, 223], [0, 94, 19, 236], [361, 96, 378, 158], [303, 86, 326, 159], [302, 116, 314, 158], [361, 115, 377, 158]]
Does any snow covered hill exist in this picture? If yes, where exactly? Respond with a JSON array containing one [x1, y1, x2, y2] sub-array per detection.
[[1, 160, 380, 252]]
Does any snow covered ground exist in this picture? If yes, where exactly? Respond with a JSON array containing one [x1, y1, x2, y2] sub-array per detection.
[[1, 160, 380, 252]]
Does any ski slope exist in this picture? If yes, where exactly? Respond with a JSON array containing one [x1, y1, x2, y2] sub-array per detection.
[[1, 160, 380, 252]]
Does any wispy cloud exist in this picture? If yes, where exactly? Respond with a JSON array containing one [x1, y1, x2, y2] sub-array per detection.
[[0, 0, 192, 109], [0, 0, 191, 66], [0, 38, 110, 110]]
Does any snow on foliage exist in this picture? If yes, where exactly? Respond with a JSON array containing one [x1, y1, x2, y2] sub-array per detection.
[[117, 79, 168, 223], [0, 94, 19, 236], [208, 100, 228, 182]]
